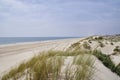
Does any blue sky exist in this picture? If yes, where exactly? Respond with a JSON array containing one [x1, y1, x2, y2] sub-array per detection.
[[0, 0, 120, 37]]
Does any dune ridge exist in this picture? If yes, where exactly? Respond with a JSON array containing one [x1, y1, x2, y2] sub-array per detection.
[[0, 35, 120, 80]]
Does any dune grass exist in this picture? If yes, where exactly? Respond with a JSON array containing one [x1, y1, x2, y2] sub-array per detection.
[[98, 41, 105, 48], [1, 50, 95, 80], [114, 46, 120, 52], [68, 40, 120, 77], [92, 50, 120, 76], [82, 42, 91, 50], [68, 42, 81, 51], [72, 54, 95, 80]]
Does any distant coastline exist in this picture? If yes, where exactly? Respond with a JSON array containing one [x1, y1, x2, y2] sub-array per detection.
[[0, 37, 80, 45]]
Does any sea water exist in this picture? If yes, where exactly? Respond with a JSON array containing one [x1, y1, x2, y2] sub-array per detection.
[[0, 37, 77, 45]]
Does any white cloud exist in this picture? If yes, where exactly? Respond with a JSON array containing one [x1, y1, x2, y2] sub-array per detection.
[[1, 0, 28, 10], [0, 0, 120, 37]]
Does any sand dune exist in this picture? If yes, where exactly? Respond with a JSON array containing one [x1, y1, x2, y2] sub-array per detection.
[[0, 37, 120, 80]]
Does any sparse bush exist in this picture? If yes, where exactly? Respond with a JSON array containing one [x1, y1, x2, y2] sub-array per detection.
[[114, 46, 120, 52], [83, 42, 91, 50], [112, 46, 120, 55], [98, 36, 103, 40], [88, 40, 92, 43], [112, 52, 117, 55], [99, 42, 105, 47], [94, 36, 103, 41], [68, 42, 81, 51], [115, 63, 120, 76], [71, 42, 80, 48], [110, 42, 114, 45]]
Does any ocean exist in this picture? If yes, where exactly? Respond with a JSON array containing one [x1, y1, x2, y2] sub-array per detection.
[[0, 37, 77, 45]]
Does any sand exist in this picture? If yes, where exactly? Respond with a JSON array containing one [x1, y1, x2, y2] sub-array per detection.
[[0, 38, 80, 75], [0, 38, 120, 80]]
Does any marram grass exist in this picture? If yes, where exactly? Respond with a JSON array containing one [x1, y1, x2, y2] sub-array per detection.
[[69, 39, 120, 77], [1, 50, 95, 80]]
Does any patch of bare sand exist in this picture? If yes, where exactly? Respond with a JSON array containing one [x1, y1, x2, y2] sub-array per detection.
[[0, 38, 81, 76]]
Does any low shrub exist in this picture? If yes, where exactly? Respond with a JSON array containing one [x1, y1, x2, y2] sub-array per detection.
[[83, 42, 91, 50], [94, 36, 103, 40], [110, 42, 114, 45], [114, 46, 120, 52], [88, 40, 92, 43], [98, 42, 105, 48]]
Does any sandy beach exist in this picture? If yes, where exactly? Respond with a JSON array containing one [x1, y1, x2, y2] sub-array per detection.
[[1, 0, 119, 79], [0, 38, 81, 76], [0, 37, 120, 80]]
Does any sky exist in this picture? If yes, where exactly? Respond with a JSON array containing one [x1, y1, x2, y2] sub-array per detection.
[[0, 0, 120, 37]]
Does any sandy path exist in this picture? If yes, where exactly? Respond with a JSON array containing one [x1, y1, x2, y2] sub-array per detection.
[[0, 38, 80, 75]]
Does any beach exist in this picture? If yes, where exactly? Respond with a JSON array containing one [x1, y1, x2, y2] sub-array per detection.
[[0, 38, 81, 75], [0, 37, 120, 80]]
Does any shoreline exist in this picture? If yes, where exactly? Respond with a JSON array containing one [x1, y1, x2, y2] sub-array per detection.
[[0, 36, 120, 80], [0, 38, 81, 75], [0, 38, 81, 56], [0, 38, 81, 47]]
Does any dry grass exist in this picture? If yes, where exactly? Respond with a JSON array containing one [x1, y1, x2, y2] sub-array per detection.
[[82, 42, 91, 50], [1, 50, 95, 80], [68, 39, 120, 77], [98, 41, 105, 48]]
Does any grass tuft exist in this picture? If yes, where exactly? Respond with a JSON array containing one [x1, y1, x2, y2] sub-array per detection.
[[1, 50, 95, 80], [114, 46, 120, 52], [83, 42, 91, 50], [92, 50, 120, 76]]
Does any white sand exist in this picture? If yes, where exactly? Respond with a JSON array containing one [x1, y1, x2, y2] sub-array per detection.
[[0, 38, 80, 76], [0, 38, 120, 80], [93, 57, 120, 80], [78, 39, 120, 80], [87, 40, 120, 66]]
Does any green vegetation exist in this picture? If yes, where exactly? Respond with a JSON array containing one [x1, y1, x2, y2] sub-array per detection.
[[88, 35, 120, 42], [94, 36, 103, 41], [68, 40, 120, 77], [71, 42, 80, 48], [64, 54, 95, 80], [83, 42, 91, 50], [68, 42, 81, 51], [72, 55, 94, 80], [2, 36, 119, 80], [110, 42, 114, 45], [104, 35, 120, 42], [98, 41, 105, 48], [92, 50, 120, 76], [112, 46, 120, 55], [88, 40, 92, 43], [114, 46, 120, 52], [2, 51, 95, 80], [93, 50, 115, 69], [87, 36, 104, 42]]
